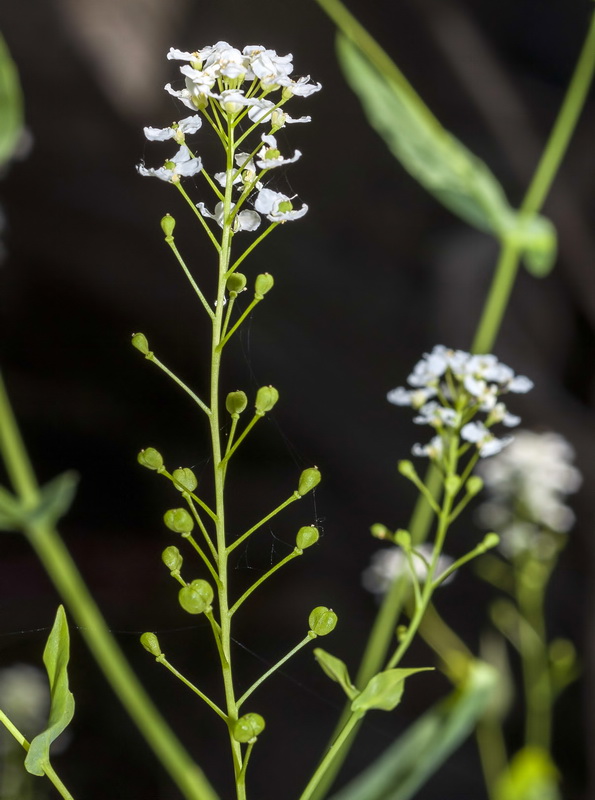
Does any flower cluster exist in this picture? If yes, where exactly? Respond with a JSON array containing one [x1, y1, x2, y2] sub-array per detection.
[[477, 430, 581, 558], [137, 42, 320, 229], [362, 544, 454, 596], [388, 345, 533, 459]]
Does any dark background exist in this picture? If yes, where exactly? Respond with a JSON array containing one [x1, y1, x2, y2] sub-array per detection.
[[0, 0, 593, 797]]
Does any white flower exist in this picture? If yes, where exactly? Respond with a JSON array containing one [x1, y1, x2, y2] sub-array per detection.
[[254, 187, 308, 222], [143, 115, 202, 143], [413, 401, 460, 429], [461, 421, 513, 457], [387, 386, 435, 408], [477, 430, 581, 535], [255, 134, 301, 169], [278, 75, 322, 97], [362, 543, 454, 595], [247, 100, 311, 126], [197, 201, 261, 232], [0, 665, 49, 744], [412, 435, 444, 460], [245, 46, 294, 87], [137, 145, 202, 181]]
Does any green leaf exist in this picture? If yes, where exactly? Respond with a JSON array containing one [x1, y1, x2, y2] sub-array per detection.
[[33, 472, 79, 526], [314, 648, 359, 700], [335, 33, 556, 276], [24, 606, 75, 776], [329, 661, 498, 800], [351, 667, 432, 713], [494, 747, 560, 800], [0, 32, 24, 167], [0, 484, 23, 531]]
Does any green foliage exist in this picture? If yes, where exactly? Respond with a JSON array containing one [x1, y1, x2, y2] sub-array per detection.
[[335, 34, 556, 277], [0, 472, 78, 532], [0, 33, 23, 168], [24, 606, 75, 777], [351, 667, 432, 713], [494, 747, 560, 800], [314, 649, 358, 701], [328, 661, 497, 800]]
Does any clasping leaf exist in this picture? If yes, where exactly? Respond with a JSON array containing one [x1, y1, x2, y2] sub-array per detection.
[[314, 648, 359, 700], [351, 667, 433, 713]]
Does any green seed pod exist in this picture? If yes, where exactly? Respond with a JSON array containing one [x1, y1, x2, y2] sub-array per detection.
[[137, 447, 164, 471], [370, 523, 391, 540], [178, 579, 213, 614], [254, 273, 274, 298], [131, 332, 150, 355], [255, 385, 279, 415], [481, 532, 500, 551], [227, 273, 247, 295], [161, 214, 176, 237], [140, 632, 162, 657], [162, 545, 183, 572], [172, 467, 198, 493], [163, 508, 194, 534], [233, 712, 266, 743], [394, 529, 411, 549], [297, 468, 321, 497], [309, 606, 338, 637], [296, 526, 319, 550], [466, 475, 484, 496], [444, 474, 461, 496], [226, 390, 248, 416], [398, 460, 416, 479]]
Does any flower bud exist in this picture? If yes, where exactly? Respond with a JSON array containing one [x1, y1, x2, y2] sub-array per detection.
[[172, 467, 198, 493], [254, 273, 274, 299], [398, 460, 416, 480], [255, 386, 279, 415], [227, 273, 247, 295], [370, 523, 391, 540], [466, 475, 484, 496], [162, 545, 183, 572], [164, 508, 194, 534], [308, 606, 338, 637], [444, 474, 461, 496], [481, 532, 500, 551], [297, 468, 321, 497], [296, 526, 319, 550], [161, 214, 176, 238], [131, 332, 150, 355], [232, 712, 266, 743], [226, 391, 248, 416], [178, 579, 213, 614], [138, 447, 164, 471], [140, 632, 162, 657]]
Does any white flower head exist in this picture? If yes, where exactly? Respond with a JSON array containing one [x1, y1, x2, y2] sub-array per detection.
[[197, 201, 260, 232], [461, 421, 513, 457], [137, 145, 202, 182], [255, 134, 301, 170], [362, 543, 454, 596], [143, 114, 202, 144]]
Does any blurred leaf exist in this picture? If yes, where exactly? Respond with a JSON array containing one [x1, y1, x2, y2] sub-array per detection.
[[32, 472, 79, 527], [0, 484, 22, 530], [494, 747, 560, 800], [329, 661, 498, 800], [0, 32, 23, 167], [351, 667, 432, 713], [314, 648, 359, 700], [335, 31, 556, 276], [24, 606, 75, 776]]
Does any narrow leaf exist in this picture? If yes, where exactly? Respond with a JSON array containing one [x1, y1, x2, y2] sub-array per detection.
[[330, 660, 498, 800], [24, 606, 75, 776], [0, 32, 23, 167], [314, 648, 359, 700], [32, 472, 79, 526], [351, 667, 432, 713], [335, 32, 556, 276]]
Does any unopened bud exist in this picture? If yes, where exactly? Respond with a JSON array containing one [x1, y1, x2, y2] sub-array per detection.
[[481, 532, 500, 551], [395, 529, 411, 549], [233, 712, 265, 743], [297, 468, 321, 497], [296, 526, 319, 550], [164, 508, 194, 534], [444, 474, 461, 496], [370, 523, 391, 540], [226, 391, 248, 416], [178, 579, 213, 614], [308, 606, 338, 637], [138, 447, 164, 471], [172, 467, 198, 493], [398, 460, 416, 480], [254, 273, 274, 299], [140, 632, 162, 657], [131, 332, 150, 355], [255, 386, 279, 415], [162, 545, 183, 572], [227, 273, 247, 295], [161, 214, 176, 238]]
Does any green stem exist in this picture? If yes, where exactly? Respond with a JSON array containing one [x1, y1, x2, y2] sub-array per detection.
[[217, 297, 262, 350], [181, 532, 221, 587], [156, 655, 227, 721], [219, 414, 261, 467], [0, 374, 218, 800], [146, 353, 211, 416], [297, 712, 363, 800], [237, 635, 313, 709], [227, 223, 277, 275], [230, 550, 301, 616], [227, 493, 300, 555], [165, 235, 215, 319]]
